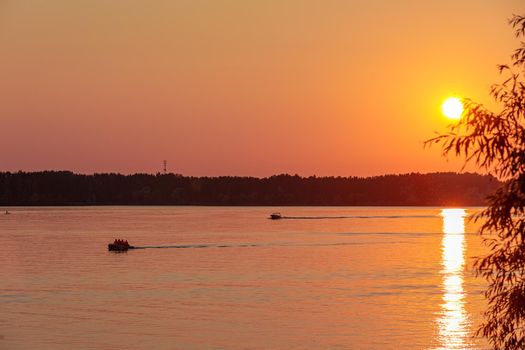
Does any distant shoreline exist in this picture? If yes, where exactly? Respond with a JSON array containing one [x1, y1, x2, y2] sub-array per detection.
[[0, 171, 499, 207]]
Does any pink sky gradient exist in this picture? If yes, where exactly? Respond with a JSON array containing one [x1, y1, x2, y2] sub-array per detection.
[[1, 1, 524, 176]]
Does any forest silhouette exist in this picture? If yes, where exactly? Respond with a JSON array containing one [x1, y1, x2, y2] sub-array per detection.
[[0, 171, 498, 206]]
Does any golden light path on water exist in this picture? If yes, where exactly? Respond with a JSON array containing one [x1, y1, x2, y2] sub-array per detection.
[[437, 208, 470, 349]]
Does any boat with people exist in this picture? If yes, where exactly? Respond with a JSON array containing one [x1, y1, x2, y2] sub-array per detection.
[[108, 239, 135, 251], [270, 212, 283, 220]]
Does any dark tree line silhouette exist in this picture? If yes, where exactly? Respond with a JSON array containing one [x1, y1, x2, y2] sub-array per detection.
[[0, 171, 498, 206]]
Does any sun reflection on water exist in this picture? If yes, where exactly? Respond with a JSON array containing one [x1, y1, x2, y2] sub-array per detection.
[[437, 208, 470, 349]]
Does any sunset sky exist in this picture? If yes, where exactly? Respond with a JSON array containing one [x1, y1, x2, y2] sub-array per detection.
[[1, 0, 525, 176]]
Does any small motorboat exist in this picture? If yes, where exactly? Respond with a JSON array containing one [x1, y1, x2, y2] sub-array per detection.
[[108, 239, 135, 251], [270, 212, 283, 220]]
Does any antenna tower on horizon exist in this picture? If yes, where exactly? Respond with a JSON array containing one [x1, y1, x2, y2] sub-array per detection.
[[163, 160, 167, 174]]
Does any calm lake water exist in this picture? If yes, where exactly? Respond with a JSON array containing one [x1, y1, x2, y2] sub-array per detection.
[[0, 206, 489, 349]]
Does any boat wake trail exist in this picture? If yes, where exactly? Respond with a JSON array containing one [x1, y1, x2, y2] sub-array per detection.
[[280, 215, 437, 220], [133, 241, 366, 250], [135, 243, 258, 249]]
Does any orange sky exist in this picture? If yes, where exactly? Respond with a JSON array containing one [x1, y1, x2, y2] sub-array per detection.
[[1, 1, 524, 176]]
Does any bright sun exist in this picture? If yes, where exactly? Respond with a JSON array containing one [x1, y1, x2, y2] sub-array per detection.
[[442, 97, 464, 120]]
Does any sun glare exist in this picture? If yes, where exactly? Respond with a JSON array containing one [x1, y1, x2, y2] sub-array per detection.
[[442, 97, 464, 120], [438, 208, 468, 349]]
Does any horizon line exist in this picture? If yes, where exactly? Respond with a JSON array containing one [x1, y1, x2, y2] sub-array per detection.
[[0, 170, 492, 180]]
